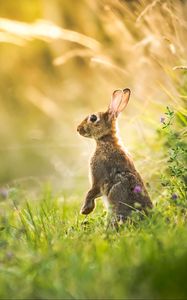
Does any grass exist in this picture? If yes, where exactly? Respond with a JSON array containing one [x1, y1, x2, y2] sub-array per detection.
[[0, 186, 187, 299]]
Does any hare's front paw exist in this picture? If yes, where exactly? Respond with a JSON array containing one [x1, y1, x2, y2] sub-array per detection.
[[80, 201, 95, 215]]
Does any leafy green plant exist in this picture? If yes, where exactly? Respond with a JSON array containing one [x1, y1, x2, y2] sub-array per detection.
[[160, 106, 187, 204]]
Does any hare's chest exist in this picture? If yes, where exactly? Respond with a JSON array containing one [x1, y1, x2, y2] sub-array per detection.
[[90, 154, 108, 181]]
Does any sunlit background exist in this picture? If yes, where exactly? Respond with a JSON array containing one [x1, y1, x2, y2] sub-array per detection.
[[0, 0, 186, 196]]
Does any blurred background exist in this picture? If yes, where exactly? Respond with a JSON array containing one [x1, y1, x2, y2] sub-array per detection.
[[0, 0, 186, 196]]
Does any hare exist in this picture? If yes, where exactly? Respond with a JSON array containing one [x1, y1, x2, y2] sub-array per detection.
[[77, 88, 153, 222]]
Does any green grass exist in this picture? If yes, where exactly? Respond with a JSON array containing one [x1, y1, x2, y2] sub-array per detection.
[[0, 185, 187, 299]]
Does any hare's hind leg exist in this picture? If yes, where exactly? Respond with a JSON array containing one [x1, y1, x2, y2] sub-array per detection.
[[107, 181, 131, 221]]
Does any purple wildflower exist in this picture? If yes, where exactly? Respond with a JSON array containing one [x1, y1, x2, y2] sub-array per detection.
[[171, 193, 178, 200], [0, 188, 8, 199], [134, 185, 142, 193], [160, 117, 165, 123], [6, 251, 14, 260]]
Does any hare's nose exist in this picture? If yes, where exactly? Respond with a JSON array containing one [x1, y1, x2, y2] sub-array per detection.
[[77, 125, 81, 132]]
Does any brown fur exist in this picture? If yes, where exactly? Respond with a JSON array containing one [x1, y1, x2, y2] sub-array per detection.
[[77, 89, 153, 221]]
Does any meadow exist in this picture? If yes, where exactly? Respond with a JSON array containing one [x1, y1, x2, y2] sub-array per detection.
[[0, 0, 187, 299]]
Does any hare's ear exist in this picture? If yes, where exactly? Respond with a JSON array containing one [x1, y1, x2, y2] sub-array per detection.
[[108, 88, 131, 117]]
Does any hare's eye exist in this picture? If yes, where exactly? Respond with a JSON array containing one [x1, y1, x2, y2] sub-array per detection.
[[89, 114, 97, 123]]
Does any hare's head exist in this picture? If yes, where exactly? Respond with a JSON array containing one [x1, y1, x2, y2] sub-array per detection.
[[77, 88, 131, 140]]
